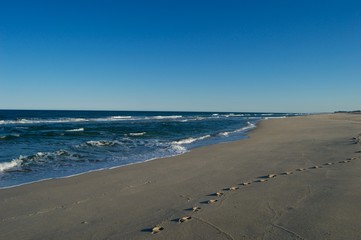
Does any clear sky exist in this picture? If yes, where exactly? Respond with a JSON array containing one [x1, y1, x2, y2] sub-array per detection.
[[0, 0, 360, 113]]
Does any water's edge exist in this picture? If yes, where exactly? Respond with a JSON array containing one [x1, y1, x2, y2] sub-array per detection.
[[0, 119, 263, 190]]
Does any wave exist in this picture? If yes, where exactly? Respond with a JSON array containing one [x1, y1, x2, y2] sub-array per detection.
[[0, 159, 23, 172], [0, 134, 20, 140], [171, 144, 187, 153], [0, 115, 186, 125], [0, 116, 134, 125], [172, 135, 211, 145], [219, 122, 256, 136], [147, 115, 183, 120], [0, 150, 76, 172], [66, 128, 84, 132], [128, 132, 146, 136], [85, 140, 117, 147], [264, 116, 286, 120], [0, 118, 88, 125], [223, 113, 244, 117], [109, 116, 132, 120]]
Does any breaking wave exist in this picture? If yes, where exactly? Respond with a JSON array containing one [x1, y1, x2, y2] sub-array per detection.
[[0, 159, 22, 172], [219, 122, 256, 136], [172, 135, 211, 145], [0, 116, 133, 125], [66, 128, 84, 132], [147, 115, 183, 120], [85, 140, 117, 147], [0, 150, 79, 172], [129, 132, 146, 136]]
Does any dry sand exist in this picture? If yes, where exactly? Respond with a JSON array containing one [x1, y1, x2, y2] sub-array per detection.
[[1, 113, 361, 240]]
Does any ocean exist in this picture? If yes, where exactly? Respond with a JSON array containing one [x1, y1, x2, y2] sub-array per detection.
[[0, 110, 300, 188]]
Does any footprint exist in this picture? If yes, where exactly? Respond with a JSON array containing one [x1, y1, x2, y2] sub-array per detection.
[[282, 171, 293, 175], [310, 166, 321, 169], [227, 186, 239, 191], [240, 182, 251, 186], [215, 192, 223, 197], [179, 216, 192, 223], [152, 226, 164, 234], [267, 174, 277, 178], [208, 199, 218, 204], [339, 160, 350, 163], [192, 206, 201, 212], [256, 179, 268, 183], [324, 162, 334, 165], [296, 168, 306, 171]]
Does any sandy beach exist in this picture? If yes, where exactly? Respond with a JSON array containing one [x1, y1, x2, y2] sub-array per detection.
[[1, 113, 361, 240]]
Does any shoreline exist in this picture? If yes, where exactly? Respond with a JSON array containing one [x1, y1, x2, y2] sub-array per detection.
[[0, 120, 258, 190], [1, 113, 361, 239]]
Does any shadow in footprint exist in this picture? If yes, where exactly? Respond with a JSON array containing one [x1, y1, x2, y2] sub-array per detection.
[[257, 175, 269, 179], [207, 192, 223, 197], [254, 179, 268, 183], [309, 166, 321, 169], [141, 228, 154, 233], [142, 226, 164, 234], [184, 206, 201, 212]]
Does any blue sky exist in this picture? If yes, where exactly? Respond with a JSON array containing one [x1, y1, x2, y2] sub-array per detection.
[[0, 0, 360, 112]]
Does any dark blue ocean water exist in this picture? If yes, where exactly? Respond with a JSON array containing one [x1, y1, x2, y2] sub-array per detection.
[[0, 110, 300, 188]]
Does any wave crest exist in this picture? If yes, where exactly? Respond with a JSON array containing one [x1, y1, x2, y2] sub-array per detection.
[[219, 122, 256, 136], [129, 132, 146, 136], [66, 128, 84, 132], [172, 135, 211, 145], [0, 159, 23, 172], [86, 140, 117, 147]]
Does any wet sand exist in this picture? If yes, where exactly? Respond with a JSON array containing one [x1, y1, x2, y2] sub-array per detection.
[[1, 113, 361, 240]]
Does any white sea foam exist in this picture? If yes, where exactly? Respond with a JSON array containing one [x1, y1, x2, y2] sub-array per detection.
[[66, 128, 84, 132], [86, 140, 116, 147], [0, 116, 134, 125], [0, 159, 23, 172], [171, 144, 187, 153], [109, 116, 132, 120], [219, 122, 256, 136], [0, 118, 88, 125], [223, 113, 244, 117], [172, 135, 211, 145], [264, 116, 286, 120], [180, 117, 205, 122], [148, 115, 183, 120], [129, 132, 146, 136], [0, 150, 75, 173]]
